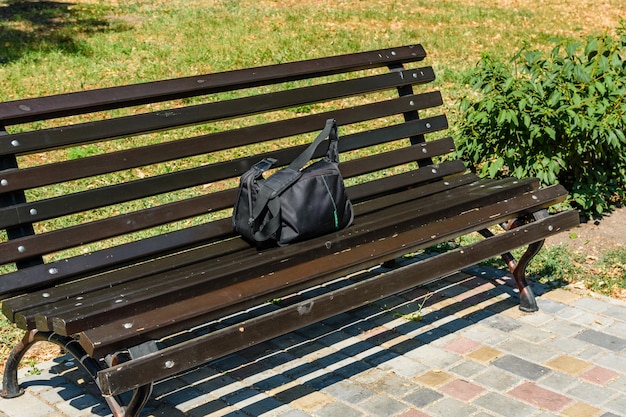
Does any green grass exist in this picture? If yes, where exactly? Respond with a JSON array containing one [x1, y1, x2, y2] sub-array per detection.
[[2, 0, 624, 104], [1, 0, 625, 367]]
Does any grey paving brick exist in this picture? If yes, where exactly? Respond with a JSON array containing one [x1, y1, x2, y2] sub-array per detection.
[[365, 372, 415, 397], [163, 386, 212, 412], [496, 338, 558, 363], [535, 298, 568, 314], [473, 368, 521, 391], [541, 335, 589, 355], [405, 344, 462, 369], [403, 388, 443, 408], [573, 297, 612, 313], [566, 381, 616, 406], [460, 324, 509, 345], [183, 399, 236, 417], [574, 344, 609, 362], [604, 305, 626, 322], [425, 397, 476, 417], [276, 410, 311, 417], [359, 394, 408, 417], [576, 329, 626, 352], [195, 372, 250, 399], [608, 375, 626, 393], [0, 391, 57, 417], [604, 321, 626, 339], [225, 388, 287, 417], [331, 359, 373, 379], [481, 315, 523, 333], [538, 372, 579, 393], [605, 394, 626, 416], [555, 306, 584, 320], [56, 395, 112, 417], [35, 384, 84, 404], [492, 355, 551, 381], [510, 325, 554, 344], [322, 380, 375, 404], [594, 352, 626, 373], [449, 360, 485, 378], [517, 310, 554, 327], [377, 354, 429, 378], [540, 318, 585, 337], [575, 311, 615, 330], [472, 392, 536, 417], [314, 401, 363, 417]]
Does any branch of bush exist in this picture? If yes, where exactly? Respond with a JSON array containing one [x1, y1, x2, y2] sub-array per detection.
[[455, 21, 626, 218]]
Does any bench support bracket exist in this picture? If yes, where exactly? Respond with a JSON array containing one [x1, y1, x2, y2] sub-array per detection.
[[480, 209, 549, 312], [1, 330, 153, 417]]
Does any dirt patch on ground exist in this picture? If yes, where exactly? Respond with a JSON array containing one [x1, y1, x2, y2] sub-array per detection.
[[546, 206, 626, 259]]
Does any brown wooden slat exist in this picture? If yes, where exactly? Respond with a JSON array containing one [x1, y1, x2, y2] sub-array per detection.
[[0, 67, 435, 156], [96, 209, 580, 396], [41, 177, 543, 336], [82, 184, 570, 358], [0, 122, 451, 264], [0, 159, 468, 300], [0, 45, 426, 126], [10, 172, 481, 330], [0, 114, 447, 232], [0, 92, 443, 194]]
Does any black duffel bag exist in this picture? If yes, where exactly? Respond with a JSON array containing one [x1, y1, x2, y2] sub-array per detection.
[[233, 119, 354, 246]]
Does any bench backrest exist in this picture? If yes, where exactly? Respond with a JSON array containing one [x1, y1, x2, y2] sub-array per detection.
[[0, 44, 461, 297]]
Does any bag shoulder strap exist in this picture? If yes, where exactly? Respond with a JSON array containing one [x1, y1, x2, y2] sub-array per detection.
[[288, 118, 337, 171]]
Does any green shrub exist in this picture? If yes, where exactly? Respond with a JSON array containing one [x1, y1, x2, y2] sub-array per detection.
[[455, 24, 626, 218]]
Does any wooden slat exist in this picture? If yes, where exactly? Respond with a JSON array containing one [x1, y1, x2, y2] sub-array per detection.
[[0, 119, 450, 265], [0, 67, 435, 156], [81, 183, 570, 357], [37, 177, 542, 336], [0, 114, 448, 232], [0, 45, 426, 126], [97, 209, 580, 396], [8, 172, 480, 330], [0, 158, 467, 300], [0, 92, 443, 194], [11, 171, 475, 329], [79, 185, 562, 357]]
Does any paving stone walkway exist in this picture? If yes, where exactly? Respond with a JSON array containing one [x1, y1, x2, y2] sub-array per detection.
[[1, 264, 625, 417]]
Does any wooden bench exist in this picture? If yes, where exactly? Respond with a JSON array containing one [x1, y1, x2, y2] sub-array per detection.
[[0, 45, 579, 417]]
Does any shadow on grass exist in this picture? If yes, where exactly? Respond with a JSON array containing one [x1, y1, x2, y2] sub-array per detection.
[[0, 0, 130, 64]]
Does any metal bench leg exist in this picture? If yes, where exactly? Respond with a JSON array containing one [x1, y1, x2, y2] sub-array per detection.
[[2, 330, 102, 398], [1, 330, 152, 417], [104, 352, 154, 417], [479, 209, 549, 312]]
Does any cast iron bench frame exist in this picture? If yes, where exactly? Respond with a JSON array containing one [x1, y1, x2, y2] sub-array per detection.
[[0, 45, 579, 417]]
